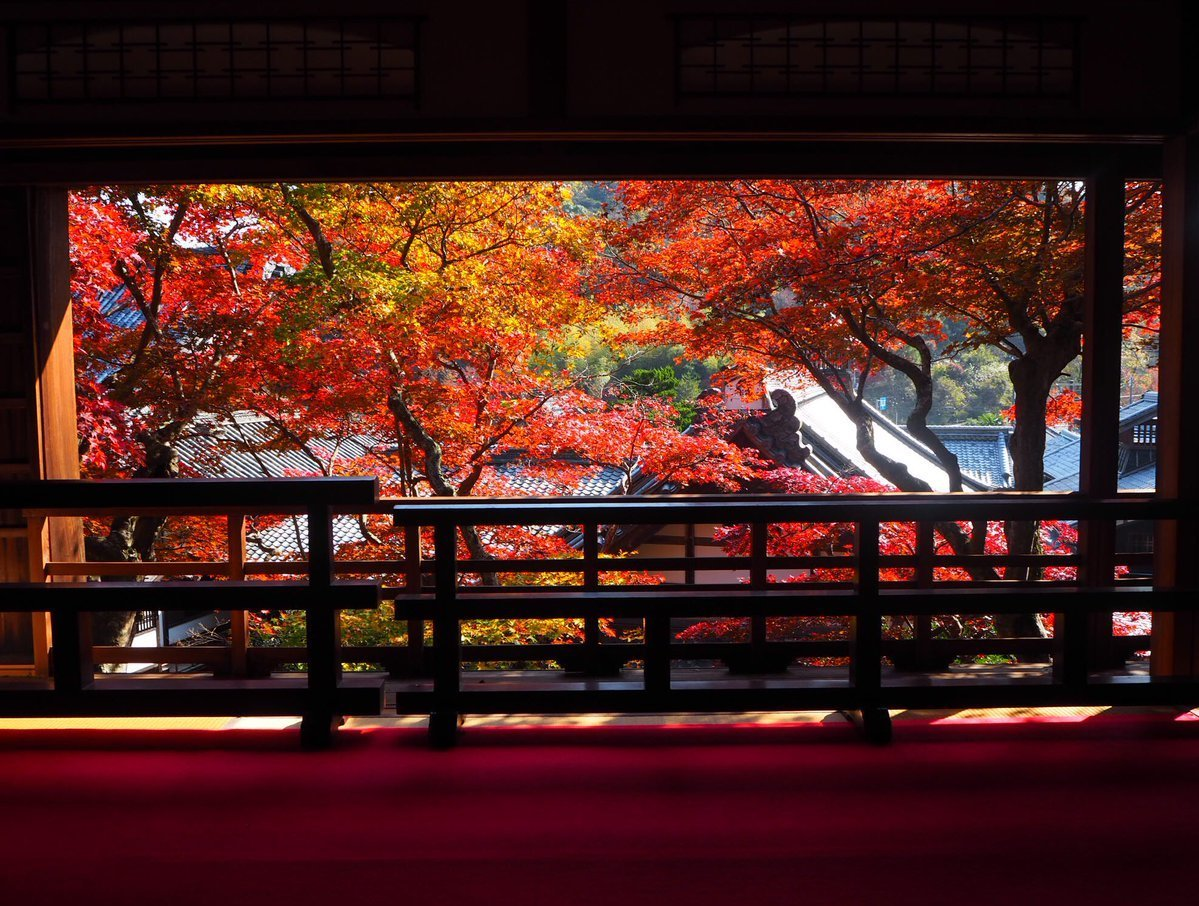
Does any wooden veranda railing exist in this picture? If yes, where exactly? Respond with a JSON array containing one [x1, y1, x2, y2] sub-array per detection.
[[0, 479, 1195, 746], [1, 477, 383, 746], [390, 493, 1192, 743]]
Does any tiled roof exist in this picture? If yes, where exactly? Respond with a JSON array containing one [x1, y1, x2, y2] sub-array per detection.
[[1117, 463, 1157, 492], [173, 413, 393, 561], [247, 514, 375, 562], [928, 425, 1013, 489], [772, 384, 991, 492], [175, 412, 388, 480], [177, 415, 631, 559], [1042, 471, 1080, 492], [752, 387, 1158, 493], [1042, 428, 1082, 483], [493, 462, 627, 497], [98, 285, 144, 329], [1039, 393, 1159, 492], [1119, 391, 1158, 429]]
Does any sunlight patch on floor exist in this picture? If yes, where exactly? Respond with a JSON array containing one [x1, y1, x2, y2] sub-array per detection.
[[222, 717, 301, 730], [347, 711, 851, 729], [926, 706, 1111, 723], [0, 716, 232, 730]]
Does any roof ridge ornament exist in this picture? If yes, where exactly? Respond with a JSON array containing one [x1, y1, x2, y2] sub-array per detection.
[[741, 388, 812, 468]]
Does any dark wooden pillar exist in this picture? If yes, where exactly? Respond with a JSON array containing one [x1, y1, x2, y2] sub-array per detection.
[[0, 189, 36, 669], [1152, 135, 1199, 678], [1078, 164, 1124, 670], [0, 188, 83, 675]]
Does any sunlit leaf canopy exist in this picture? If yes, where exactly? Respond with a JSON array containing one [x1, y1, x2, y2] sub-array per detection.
[[70, 177, 1160, 490], [69, 177, 1159, 648]]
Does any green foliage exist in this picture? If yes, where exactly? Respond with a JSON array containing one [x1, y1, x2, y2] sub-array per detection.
[[616, 366, 695, 429], [249, 603, 588, 671], [606, 348, 722, 429], [965, 412, 1006, 426], [250, 604, 405, 672], [623, 365, 679, 398], [865, 344, 1016, 425]]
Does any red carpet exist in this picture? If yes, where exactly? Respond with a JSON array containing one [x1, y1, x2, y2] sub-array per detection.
[[1, 715, 1197, 906]]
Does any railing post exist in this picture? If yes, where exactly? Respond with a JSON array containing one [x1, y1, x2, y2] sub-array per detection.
[[1080, 518, 1119, 670], [1053, 597, 1091, 691], [749, 521, 769, 671], [644, 607, 672, 697], [404, 523, 425, 676], [300, 503, 340, 749], [684, 522, 696, 586], [897, 520, 939, 672], [851, 518, 889, 743], [49, 603, 93, 697], [227, 512, 249, 677], [580, 521, 604, 675], [429, 521, 461, 747], [27, 510, 92, 692]]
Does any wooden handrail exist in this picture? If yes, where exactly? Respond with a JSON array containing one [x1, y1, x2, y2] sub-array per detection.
[[5, 476, 379, 513], [390, 491, 1177, 526]]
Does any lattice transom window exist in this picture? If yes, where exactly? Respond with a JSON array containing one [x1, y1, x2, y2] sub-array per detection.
[[12, 18, 418, 102], [676, 16, 1079, 99]]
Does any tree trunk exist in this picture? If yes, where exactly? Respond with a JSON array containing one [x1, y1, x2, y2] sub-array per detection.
[[85, 433, 180, 668], [809, 386, 990, 570], [388, 390, 499, 584], [999, 353, 1066, 642]]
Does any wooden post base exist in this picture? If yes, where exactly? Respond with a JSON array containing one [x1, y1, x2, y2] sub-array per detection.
[[428, 711, 462, 749], [842, 707, 893, 745], [299, 712, 342, 750]]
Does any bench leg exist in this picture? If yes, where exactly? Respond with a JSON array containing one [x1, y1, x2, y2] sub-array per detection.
[[428, 711, 461, 749], [842, 707, 893, 745]]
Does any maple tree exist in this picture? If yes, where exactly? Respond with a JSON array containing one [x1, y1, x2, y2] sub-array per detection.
[[70, 182, 752, 653], [609, 178, 1157, 493], [241, 181, 757, 566], [608, 178, 1160, 637], [71, 178, 1159, 659], [71, 186, 301, 646], [518, 391, 758, 501]]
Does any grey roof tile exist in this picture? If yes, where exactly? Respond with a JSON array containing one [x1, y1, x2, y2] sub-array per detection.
[[1119, 392, 1158, 429], [98, 285, 145, 329], [1117, 463, 1157, 492], [175, 413, 388, 480], [493, 462, 627, 497], [247, 514, 373, 561], [1043, 471, 1080, 492], [178, 415, 630, 560], [1042, 429, 1082, 482], [928, 426, 1013, 489], [1039, 394, 1158, 488], [775, 387, 991, 491]]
